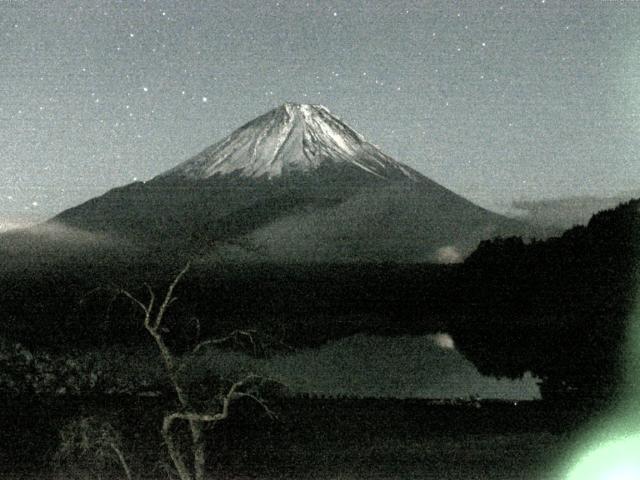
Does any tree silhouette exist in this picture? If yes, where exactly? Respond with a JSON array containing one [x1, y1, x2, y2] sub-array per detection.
[[119, 263, 276, 480], [451, 199, 639, 403]]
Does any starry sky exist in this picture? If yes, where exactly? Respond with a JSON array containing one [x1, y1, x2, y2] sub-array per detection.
[[2, 0, 639, 230]]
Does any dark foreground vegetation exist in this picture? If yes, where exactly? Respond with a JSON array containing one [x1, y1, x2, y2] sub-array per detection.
[[0, 199, 637, 477], [452, 198, 639, 403], [2, 199, 638, 404], [0, 394, 582, 479]]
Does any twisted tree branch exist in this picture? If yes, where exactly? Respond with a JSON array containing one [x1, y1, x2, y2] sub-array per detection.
[[193, 329, 259, 356]]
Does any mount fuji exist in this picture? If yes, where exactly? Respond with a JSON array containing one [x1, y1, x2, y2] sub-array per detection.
[[28, 103, 532, 263]]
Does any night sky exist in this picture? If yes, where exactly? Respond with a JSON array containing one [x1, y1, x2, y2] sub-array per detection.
[[2, 0, 639, 230]]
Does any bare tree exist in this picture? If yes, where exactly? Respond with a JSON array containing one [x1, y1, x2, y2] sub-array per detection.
[[120, 263, 275, 480], [55, 416, 133, 480]]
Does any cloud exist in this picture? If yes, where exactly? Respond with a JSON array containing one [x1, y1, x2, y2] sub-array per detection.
[[0, 214, 42, 232], [430, 332, 455, 349], [0, 221, 130, 260], [510, 191, 640, 229], [0, 220, 33, 232], [22, 221, 107, 244], [435, 245, 463, 264]]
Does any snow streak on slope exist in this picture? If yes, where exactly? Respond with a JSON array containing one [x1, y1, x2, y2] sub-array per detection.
[[161, 103, 422, 182]]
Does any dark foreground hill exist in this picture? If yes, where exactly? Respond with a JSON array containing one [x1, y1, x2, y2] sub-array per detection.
[[449, 198, 640, 403]]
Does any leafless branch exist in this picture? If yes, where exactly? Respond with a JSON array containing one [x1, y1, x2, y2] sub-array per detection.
[[164, 374, 273, 427], [154, 262, 190, 330], [192, 329, 258, 355], [116, 263, 279, 480], [119, 288, 152, 318], [79, 285, 123, 323], [78, 286, 105, 304], [232, 392, 277, 419]]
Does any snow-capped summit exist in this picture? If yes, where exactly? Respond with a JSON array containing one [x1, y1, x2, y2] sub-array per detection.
[[160, 103, 421, 182]]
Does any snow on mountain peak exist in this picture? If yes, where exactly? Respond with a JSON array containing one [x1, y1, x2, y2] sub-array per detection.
[[160, 103, 422, 182]]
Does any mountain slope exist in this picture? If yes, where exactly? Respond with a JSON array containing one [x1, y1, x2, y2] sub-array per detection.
[[47, 103, 531, 263]]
